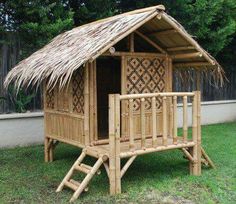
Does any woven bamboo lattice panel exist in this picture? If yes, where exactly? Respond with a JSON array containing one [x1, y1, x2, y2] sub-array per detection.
[[72, 68, 85, 114], [126, 56, 166, 110], [46, 89, 55, 109]]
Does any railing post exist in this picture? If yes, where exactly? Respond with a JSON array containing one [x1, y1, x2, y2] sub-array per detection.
[[172, 96, 178, 144], [109, 94, 121, 195], [190, 91, 201, 175], [183, 96, 188, 143]]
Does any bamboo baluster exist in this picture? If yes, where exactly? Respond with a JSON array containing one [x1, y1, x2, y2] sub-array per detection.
[[151, 97, 157, 147], [168, 97, 173, 138], [173, 96, 178, 144], [183, 96, 188, 143], [140, 98, 146, 148], [129, 99, 134, 150], [162, 96, 167, 146]]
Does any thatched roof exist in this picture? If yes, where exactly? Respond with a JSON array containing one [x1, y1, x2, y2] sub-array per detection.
[[5, 5, 224, 90]]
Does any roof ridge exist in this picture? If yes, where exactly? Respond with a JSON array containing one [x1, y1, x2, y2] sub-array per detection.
[[78, 5, 165, 29]]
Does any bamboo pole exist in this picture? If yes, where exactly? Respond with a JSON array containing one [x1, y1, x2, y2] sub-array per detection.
[[190, 93, 197, 174], [120, 92, 194, 100], [121, 156, 137, 178], [109, 94, 116, 195], [162, 96, 167, 146], [196, 91, 202, 175], [173, 96, 178, 144], [171, 52, 202, 59], [151, 97, 157, 147], [167, 46, 195, 51], [183, 96, 188, 143], [130, 33, 134, 52], [84, 63, 90, 145], [129, 99, 134, 149], [181, 148, 194, 163], [109, 94, 121, 195], [140, 98, 146, 148], [114, 94, 121, 194]]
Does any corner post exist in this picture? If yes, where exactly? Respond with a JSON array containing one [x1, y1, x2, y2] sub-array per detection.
[[109, 94, 121, 195]]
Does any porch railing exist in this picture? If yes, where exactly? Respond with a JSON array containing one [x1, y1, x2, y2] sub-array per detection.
[[109, 91, 201, 158]]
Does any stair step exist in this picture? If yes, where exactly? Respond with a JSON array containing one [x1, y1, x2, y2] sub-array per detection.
[[75, 164, 92, 174], [64, 180, 79, 191]]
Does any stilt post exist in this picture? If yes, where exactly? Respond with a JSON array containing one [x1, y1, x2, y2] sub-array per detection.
[[109, 94, 121, 195]]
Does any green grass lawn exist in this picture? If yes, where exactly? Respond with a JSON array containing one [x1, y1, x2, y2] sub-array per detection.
[[0, 122, 236, 204]]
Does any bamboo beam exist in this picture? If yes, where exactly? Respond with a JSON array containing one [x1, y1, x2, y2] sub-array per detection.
[[129, 33, 134, 52], [151, 97, 157, 147], [183, 96, 188, 143], [120, 142, 195, 158], [171, 52, 202, 59], [121, 156, 137, 178], [102, 51, 166, 57], [201, 147, 216, 169], [181, 148, 194, 162], [174, 62, 211, 67], [167, 46, 195, 51], [134, 30, 167, 54], [140, 98, 146, 148], [129, 99, 134, 149], [162, 96, 167, 146], [120, 92, 194, 100], [93, 134, 163, 146], [161, 13, 216, 65], [148, 29, 178, 36], [173, 96, 178, 144]]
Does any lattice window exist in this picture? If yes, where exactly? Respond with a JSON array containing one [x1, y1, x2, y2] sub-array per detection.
[[72, 68, 84, 114], [46, 89, 55, 109], [126, 56, 166, 110]]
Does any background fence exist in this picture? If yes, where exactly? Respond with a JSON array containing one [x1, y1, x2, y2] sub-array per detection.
[[1, 34, 236, 114], [0, 33, 42, 114]]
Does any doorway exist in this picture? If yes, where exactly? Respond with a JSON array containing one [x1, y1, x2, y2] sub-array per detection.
[[96, 58, 121, 139]]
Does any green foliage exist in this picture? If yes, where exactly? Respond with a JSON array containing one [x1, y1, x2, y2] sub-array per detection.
[[1, 0, 74, 58], [1, 0, 235, 66], [8, 86, 36, 113]]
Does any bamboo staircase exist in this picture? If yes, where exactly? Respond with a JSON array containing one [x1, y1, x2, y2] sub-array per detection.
[[56, 149, 108, 202]]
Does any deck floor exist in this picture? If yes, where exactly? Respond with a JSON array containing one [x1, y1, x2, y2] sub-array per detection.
[[87, 137, 195, 158]]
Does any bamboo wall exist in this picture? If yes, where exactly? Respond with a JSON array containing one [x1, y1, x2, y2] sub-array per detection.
[[44, 68, 85, 147]]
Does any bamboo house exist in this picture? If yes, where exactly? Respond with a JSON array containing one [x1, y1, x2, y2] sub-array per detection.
[[5, 5, 222, 202]]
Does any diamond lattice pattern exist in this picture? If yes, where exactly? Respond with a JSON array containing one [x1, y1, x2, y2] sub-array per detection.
[[126, 56, 166, 110], [72, 68, 85, 114]]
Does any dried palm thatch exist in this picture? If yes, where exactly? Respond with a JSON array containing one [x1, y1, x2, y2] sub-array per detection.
[[4, 5, 225, 90]]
